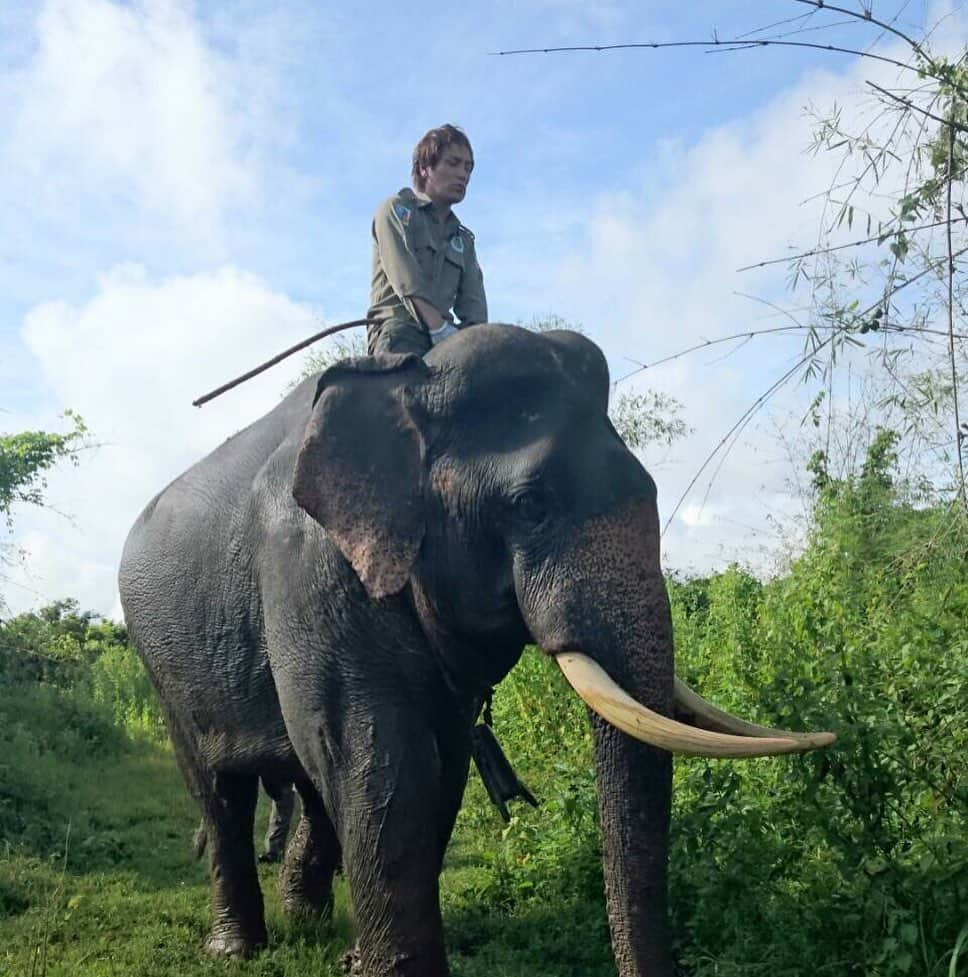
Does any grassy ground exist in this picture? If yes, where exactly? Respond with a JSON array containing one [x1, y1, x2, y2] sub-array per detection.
[[0, 735, 611, 977]]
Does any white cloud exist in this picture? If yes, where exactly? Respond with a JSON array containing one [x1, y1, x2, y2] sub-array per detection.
[[7, 0, 252, 232], [4, 264, 321, 616], [679, 502, 716, 528]]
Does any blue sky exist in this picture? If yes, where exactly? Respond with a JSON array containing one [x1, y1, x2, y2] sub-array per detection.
[[1, 0, 958, 615]]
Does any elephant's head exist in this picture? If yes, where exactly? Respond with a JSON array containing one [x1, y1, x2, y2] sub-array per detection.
[[292, 324, 834, 977]]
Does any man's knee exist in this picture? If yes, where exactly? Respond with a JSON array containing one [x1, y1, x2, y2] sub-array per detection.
[[368, 320, 431, 357]]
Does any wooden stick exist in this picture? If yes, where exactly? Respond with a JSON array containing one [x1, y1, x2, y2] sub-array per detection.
[[193, 318, 375, 407]]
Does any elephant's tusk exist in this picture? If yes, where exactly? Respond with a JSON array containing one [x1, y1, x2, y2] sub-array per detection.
[[673, 678, 835, 744], [555, 653, 836, 758]]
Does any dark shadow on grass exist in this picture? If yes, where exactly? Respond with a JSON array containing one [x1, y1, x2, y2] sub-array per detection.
[[2, 738, 214, 893], [444, 895, 614, 977], [442, 849, 497, 871]]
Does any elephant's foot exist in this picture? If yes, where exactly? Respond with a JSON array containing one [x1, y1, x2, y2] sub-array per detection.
[[341, 943, 362, 975], [341, 942, 437, 977], [278, 814, 339, 919], [280, 885, 333, 920], [278, 852, 335, 918], [192, 822, 208, 861], [204, 922, 266, 959]]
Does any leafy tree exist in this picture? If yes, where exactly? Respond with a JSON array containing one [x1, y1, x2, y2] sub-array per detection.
[[0, 411, 88, 607], [506, 5, 967, 518], [608, 390, 690, 450], [288, 332, 368, 389], [761, 8, 968, 507], [0, 411, 87, 524]]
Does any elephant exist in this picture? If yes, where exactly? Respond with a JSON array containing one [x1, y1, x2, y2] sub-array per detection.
[[118, 324, 835, 977]]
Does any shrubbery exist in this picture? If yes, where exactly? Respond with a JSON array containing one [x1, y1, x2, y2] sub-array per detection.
[[0, 600, 165, 857]]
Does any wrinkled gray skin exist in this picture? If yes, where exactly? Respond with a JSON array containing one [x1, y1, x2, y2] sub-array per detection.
[[120, 325, 677, 976]]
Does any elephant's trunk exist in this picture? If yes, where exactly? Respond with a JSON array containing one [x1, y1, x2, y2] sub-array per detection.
[[524, 497, 680, 977], [589, 564, 676, 977]]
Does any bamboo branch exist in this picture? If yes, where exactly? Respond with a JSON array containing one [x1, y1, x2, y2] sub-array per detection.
[[613, 286, 968, 389], [737, 217, 966, 272], [867, 82, 968, 136], [944, 111, 966, 510], [790, 0, 932, 64], [494, 4, 968, 98], [661, 340, 828, 535], [493, 38, 923, 79]]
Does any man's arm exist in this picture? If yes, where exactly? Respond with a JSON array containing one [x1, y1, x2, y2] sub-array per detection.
[[454, 233, 488, 326], [373, 199, 445, 331]]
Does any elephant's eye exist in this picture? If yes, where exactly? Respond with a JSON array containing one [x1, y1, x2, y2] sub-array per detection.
[[511, 488, 549, 527]]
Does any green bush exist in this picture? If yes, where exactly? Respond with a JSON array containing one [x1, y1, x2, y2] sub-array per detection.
[[86, 641, 165, 739], [457, 650, 602, 911], [1, 429, 965, 975], [667, 433, 968, 976], [0, 600, 164, 743], [0, 602, 166, 859]]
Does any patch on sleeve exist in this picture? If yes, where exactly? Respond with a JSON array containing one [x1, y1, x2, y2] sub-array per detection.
[[450, 234, 464, 253], [393, 202, 411, 224]]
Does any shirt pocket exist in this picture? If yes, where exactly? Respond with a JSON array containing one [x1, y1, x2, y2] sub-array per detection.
[[407, 220, 438, 280], [440, 235, 465, 307]]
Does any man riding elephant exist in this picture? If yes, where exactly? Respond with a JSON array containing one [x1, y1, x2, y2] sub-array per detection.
[[367, 124, 487, 356], [368, 125, 532, 818]]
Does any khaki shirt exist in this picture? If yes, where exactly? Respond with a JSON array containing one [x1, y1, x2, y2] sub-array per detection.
[[368, 187, 487, 332]]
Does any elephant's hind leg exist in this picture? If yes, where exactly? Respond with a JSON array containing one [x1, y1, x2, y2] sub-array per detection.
[[159, 708, 267, 957], [259, 776, 296, 863], [202, 770, 267, 957], [279, 779, 341, 918]]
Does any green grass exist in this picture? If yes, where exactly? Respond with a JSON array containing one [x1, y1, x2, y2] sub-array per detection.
[[0, 732, 612, 977], [0, 614, 612, 977], [0, 739, 351, 977]]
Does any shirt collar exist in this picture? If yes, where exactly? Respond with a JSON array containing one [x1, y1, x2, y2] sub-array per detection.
[[409, 188, 459, 229]]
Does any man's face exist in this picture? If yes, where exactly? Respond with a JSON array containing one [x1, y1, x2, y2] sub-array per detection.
[[421, 142, 474, 209]]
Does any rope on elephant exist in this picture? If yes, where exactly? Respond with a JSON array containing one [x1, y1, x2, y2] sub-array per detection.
[[192, 317, 377, 407]]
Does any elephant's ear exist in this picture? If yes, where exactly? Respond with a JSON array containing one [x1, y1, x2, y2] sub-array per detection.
[[293, 353, 431, 599]]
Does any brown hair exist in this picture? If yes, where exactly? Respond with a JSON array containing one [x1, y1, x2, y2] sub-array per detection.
[[411, 125, 473, 192]]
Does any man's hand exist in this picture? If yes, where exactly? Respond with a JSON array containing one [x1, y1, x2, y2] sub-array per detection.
[[413, 296, 458, 344], [428, 322, 459, 345], [412, 297, 446, 333]]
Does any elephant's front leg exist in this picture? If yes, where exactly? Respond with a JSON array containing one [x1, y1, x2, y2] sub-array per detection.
[[336, 713, 454, 977]]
